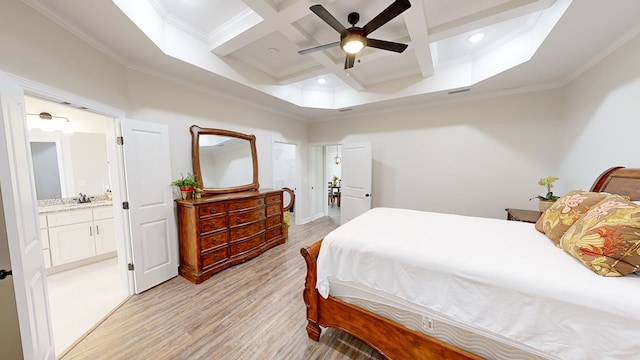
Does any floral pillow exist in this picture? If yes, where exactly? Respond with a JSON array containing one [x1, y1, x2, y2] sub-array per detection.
[[535, 190, 609, 246], [559, 195, 640, 276]]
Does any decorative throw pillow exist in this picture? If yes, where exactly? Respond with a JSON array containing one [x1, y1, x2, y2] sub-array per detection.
[[559, 195, 640, 276], [535, 190, 609, 246]]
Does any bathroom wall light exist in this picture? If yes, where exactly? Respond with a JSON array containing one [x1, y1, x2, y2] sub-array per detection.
[[27, 112, 76, 133]]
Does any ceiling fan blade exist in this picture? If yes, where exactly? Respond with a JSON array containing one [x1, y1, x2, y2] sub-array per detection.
[[298, 41, 340, 55], [366, 38, 408, 53], [310, 4, 346, 33], [344, 53, 356, 69], [362, 0, 412, 35]]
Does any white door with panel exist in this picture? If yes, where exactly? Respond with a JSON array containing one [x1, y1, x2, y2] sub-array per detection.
[[0, 73, 55, 359], [122, 119, 177, 293], [340, 141, 373, 224]]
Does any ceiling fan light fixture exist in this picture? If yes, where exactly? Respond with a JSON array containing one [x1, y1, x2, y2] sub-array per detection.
[[341, 32, 366, 54]]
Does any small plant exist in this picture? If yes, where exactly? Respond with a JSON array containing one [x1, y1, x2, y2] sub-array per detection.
[[531, 176, 560, 201], [331, 175, 340, 187], [171, 173, 200, 190], [283, 211, 291, 228]]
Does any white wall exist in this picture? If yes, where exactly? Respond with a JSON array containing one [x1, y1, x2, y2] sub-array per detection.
[[310, 90, 564, 218], [0, 0, 311, 220], [122, 70, 310, 218], [2, 0, 640, 222], [309, 32, 640, 219], [556, 33, 640, 192]]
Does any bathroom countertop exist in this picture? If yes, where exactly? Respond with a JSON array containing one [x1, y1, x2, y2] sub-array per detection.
[[38, 200, 113, 214]]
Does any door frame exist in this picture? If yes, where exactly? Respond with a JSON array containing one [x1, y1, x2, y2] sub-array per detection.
[[271, 139, 301, 225], [7, 74, 135, 331], [309, 142, 343, 220]]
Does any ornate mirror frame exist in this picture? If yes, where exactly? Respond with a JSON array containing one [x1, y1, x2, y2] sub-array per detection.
[[191, 125, 259, 195]]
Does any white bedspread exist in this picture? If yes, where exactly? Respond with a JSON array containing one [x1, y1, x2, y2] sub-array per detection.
[[316, 207, 640, 360]]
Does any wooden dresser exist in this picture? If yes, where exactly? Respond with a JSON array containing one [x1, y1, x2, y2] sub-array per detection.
[[176, 189, 286, 284]]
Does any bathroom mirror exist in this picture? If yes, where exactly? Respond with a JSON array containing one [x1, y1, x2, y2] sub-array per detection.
[[191, 125, 259, 195]]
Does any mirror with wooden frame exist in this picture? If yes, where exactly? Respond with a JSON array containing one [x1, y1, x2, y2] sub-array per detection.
[[191, 125, 259, 195], [282, 187, 295, 211]]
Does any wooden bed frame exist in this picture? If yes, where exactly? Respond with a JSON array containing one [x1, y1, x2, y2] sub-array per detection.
[[300, 166, 640, 360]]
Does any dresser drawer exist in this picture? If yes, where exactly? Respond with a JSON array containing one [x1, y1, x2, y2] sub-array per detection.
[[266, 226, 282, 240], [266, 215, 281, 228], [201, 231, 228, 252], [229, 207, 265, 226], [200, 215, 227, 234], [266, 204, 281, 217], [229, 233, 265, 256], [201, 247, 228, 269], [265, 194, 281, 204], [230, 221, 265, 241], [199, 203, 226, 217], [228, 197, 264, 211]]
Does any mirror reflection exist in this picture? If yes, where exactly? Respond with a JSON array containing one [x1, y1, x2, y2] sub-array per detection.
[[29, 130, 110, 200], [26, 96, 112, 201], [191, 126, 259, 195], [199, 135, 253, 189]]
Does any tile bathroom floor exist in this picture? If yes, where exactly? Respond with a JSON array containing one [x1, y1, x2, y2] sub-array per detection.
[[46, 257, 125, 356]]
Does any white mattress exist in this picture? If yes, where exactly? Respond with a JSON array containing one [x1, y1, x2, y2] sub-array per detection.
[[316, 207, 640, 360]]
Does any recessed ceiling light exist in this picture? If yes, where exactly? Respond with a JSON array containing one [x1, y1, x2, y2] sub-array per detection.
[[316, 78, 327, 85], [267, 47, 279, 55], [468, 33, 485, 43]]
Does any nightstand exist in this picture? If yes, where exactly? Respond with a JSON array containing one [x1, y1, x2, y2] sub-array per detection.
[[505, 208, 541, 224]]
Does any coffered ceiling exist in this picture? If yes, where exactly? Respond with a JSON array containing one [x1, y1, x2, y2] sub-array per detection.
[[21, 0, 640, 121]]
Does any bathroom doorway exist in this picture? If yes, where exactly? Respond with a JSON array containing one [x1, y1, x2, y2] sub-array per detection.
[[25, 95, 126, 356]]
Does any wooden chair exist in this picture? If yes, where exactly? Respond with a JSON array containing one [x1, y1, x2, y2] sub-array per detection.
[[328, 182, 341, 207]]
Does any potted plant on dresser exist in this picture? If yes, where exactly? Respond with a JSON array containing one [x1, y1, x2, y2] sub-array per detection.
[[171, 173, 200, 200], [531, 176, 560, 212]]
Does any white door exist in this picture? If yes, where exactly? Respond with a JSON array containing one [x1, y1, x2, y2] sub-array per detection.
[[0, 73, 55, 359], [340, 141, 373, 224], [122, 119, 178, 293], [0, 192, 26, 360]]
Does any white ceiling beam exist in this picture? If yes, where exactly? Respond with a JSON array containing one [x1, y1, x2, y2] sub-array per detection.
[[403, 0, 434, 78], [232, 0, 366, 91]]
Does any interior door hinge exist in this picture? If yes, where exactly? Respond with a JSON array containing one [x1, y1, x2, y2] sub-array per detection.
[[116, 136, 124, 145], [128, 263, 134, 271], [122, 201, 129, 210]]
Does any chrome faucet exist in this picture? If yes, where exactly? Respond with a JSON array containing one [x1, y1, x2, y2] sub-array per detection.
[[77, 193, 91, 203]]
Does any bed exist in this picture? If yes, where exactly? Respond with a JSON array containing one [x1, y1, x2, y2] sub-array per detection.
[[301, 166, 640, 359]]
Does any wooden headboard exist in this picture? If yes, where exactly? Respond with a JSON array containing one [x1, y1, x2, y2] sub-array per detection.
[[590, 166, 640, 201]]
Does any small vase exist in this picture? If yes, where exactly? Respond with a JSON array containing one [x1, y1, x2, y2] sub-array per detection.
[[538, 200, 555, 213], [180, 186, 193, 200]]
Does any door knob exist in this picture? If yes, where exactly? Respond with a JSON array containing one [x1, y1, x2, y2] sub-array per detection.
[[0, 269, 12, 280]]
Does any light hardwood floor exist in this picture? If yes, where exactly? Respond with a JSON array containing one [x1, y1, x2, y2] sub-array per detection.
[[61, 214, 384, 360]]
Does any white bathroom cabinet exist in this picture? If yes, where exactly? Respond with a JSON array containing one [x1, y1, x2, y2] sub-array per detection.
[[46, 206, 115, 268]]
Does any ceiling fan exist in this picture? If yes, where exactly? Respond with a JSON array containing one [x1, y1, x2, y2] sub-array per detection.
[[299, 1, 412, 69]]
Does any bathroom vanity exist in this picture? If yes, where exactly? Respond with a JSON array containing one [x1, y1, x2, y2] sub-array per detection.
[[38, 200, 116, 271]]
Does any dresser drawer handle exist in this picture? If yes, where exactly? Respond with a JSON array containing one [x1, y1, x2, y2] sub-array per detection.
[[236, 216, 241, 223], [236, 245, 241, 252]]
